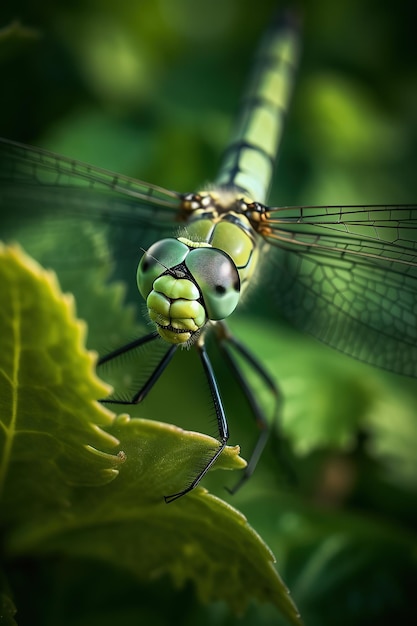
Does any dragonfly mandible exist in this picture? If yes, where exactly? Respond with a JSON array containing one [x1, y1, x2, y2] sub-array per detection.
[[1, 13, 417, 502]]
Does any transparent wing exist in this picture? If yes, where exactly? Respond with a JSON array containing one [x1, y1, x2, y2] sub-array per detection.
[[0, 137, 184, 301], [0, 137, 181, 219], [0, 137, 184, 259], [260, 204, 417, 376]]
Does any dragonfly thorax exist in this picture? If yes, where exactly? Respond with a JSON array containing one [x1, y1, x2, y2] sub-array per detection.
[[181, 189, 258, 220], [137, 237, 241, 345]]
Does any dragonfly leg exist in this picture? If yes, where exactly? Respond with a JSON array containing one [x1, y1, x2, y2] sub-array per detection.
[[98, 331, 159, 366], [164, 340, 229, 503], [216, 322, 281, 494], [98, 331, 177, 404]]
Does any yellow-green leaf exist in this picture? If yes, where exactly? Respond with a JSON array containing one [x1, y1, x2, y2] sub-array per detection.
[[0, 245, 301, 625]]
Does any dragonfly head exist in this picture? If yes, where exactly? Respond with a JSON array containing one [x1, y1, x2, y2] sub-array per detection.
[[137, 237, 240, 344]]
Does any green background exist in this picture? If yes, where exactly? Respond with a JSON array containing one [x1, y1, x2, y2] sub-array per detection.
[[1, 0, 417, 624]]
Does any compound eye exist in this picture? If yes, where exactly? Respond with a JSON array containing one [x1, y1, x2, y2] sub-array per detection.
[[137, 239, 189, 299], [186, 247, 240, 320]]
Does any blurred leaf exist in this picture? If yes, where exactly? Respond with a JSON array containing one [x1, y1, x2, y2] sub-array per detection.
[[230, 316, 372, 450], [235, 489, 417, 626], [302, 74, 405, 164], [0, 21, 40, 62], [41, 109, 156, 175], [2, 209, 141, 351], [232, 315, 416, 445], [366, 376, 417, 489]]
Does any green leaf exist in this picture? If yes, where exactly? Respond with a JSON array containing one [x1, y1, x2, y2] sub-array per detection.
[[11, 413, 298, 619], [0, 243, 122, 522], [0, 245, 301, 625]]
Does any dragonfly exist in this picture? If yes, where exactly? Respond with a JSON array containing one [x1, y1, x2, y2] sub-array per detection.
[[1, 13, 417, 503]]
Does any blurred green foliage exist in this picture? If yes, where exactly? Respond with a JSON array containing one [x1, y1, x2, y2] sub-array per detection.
[[1, 0, 417, 624]]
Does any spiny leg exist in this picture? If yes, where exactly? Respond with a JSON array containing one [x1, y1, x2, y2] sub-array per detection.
[[216, 322, 281, 494], [164, 339, 229, 503], [98, 331, 159, 365], [98, 330, 177, 405]]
